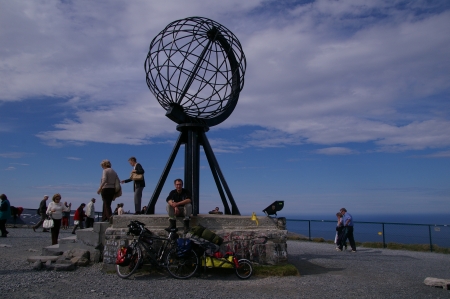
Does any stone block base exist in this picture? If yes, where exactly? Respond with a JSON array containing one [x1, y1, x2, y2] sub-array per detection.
[[102, 214, 288, 270]]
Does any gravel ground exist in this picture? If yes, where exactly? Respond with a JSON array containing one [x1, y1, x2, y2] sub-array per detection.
[[1, 228, 449, 299]]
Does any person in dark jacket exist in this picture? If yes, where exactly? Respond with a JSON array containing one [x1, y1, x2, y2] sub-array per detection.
[[121, 156, 145, 214], [0, 194, 11, 237], [33, 195, 50, 232], [72, 203, 86, 234]]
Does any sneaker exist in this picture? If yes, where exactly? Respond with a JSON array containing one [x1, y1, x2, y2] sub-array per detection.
[[351, 250, 357, 253], [336, 248, 342, 251]]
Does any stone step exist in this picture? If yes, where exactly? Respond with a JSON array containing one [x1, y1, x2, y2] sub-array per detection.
[[424, 277, 450, 290], [112, 214, 281, 230], [59, 235, 77, 244], [27, 256, 60, 263]]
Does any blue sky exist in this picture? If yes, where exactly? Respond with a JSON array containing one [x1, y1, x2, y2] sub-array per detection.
[[1, 0, 449, 217]]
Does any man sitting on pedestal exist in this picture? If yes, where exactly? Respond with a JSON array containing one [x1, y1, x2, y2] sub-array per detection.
[[166, 178, 192, 233]]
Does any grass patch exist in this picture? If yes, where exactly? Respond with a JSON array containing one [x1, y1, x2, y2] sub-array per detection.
[[253, 263, 300, 277]]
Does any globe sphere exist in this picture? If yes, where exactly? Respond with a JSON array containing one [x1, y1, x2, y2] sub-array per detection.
[[145, 17, 246, 126]]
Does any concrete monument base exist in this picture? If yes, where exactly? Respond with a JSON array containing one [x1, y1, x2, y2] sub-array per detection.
[[102, 214, 287, 272]]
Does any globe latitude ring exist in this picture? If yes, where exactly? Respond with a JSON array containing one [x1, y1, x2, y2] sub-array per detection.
[[145, 16, 247, 127]]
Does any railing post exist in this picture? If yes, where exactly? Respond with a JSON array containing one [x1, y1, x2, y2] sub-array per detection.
[[382, 223, 386, 248], [428, 225, 433, 252], [308, 220, 311, 241]]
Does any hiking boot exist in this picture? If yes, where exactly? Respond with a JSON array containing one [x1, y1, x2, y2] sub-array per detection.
[[165, 219, 176, 232], [183, 219, 190, 234]]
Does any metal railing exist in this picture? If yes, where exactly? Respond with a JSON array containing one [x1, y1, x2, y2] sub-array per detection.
[[287, 219, 450, 252]]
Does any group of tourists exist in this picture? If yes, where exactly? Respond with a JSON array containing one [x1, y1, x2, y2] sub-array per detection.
[[31, 194, 97, 245], [97, 156, 192, 233], [334, 208, 357, 252], [98, 157, 145, 222]]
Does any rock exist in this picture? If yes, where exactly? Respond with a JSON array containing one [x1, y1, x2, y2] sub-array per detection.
[[76, 257, 90, 267], [45, 260, 52, 269], [424, 277, 450, 290], [55, 257, 73, 265], [63, 249, 90, 260], [42, 247, 63, 256], [91, 249, 102, 263], [32, 260, 42, 270]]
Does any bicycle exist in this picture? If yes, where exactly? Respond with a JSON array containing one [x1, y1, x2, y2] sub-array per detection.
[[191, 236, 253, 279], [116, 220, 199, 279]]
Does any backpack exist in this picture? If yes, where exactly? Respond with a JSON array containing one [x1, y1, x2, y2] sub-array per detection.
[[116, 246, 133, 266], [176, 238, 192, 257]]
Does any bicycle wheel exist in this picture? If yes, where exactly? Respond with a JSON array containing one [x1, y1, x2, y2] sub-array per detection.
[[166, 248, 199, 279], [235, 259, 253, 279], [116, 244, 142, 279]]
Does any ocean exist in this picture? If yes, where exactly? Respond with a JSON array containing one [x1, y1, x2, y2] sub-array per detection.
[[7, 209, 450, 248], [285, 213, 450, 248]]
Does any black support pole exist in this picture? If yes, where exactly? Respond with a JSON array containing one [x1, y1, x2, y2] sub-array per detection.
[[145, 123, 240, 215], [184, 128, 200, 215], [145, 133, 183, 214], [200, 131, 240, 215]]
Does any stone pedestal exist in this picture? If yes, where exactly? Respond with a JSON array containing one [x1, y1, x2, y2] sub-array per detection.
[[102, 214, 287, 271]]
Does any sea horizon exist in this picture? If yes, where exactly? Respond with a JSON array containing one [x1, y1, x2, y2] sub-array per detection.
[[283, 213, 449, 225]]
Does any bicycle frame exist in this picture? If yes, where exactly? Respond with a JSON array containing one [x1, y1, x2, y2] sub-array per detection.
[[133, 229, 178, 267]]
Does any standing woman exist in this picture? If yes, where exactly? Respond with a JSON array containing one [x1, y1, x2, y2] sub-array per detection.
[[46, 194, 71, 245], [97, 159, 119, 222], [121, 156, 145, 214], [62, 202, 70, 230], [0, 194, 11, 237]]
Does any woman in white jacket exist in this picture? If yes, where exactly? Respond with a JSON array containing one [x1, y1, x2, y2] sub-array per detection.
[[46, 193, 71, 245]]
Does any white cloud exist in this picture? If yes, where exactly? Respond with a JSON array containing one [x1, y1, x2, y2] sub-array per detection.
[[315, 147, 357, 155], [0, 152, 29, 159], [1, 1, 449, 154], [414, 150, 450, 158]]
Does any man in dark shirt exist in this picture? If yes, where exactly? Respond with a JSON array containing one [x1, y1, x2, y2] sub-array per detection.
[[166, 178, 192, 233], [33, 195, 49, 232]]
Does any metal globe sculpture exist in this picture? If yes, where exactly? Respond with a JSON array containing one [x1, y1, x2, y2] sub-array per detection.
[[145, 16, 246, 127], [144, 17, 246, 215]]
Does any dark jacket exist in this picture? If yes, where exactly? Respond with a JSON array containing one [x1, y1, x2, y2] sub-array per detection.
[[124, 163, 145, 191], [166, 188, 191, 205], [37, 199, 47, 216], [0, 198, 11, 220]]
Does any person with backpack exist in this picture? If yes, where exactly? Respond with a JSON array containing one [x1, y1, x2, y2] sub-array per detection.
[[72, 203, 86, 234], [33, 195, 50, 232], [120, 156, 145, 214]]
